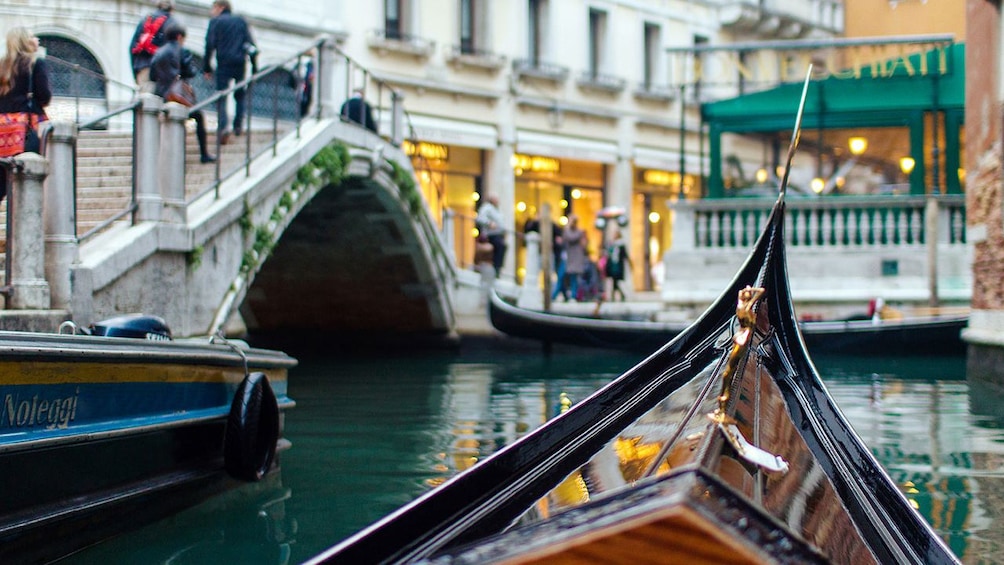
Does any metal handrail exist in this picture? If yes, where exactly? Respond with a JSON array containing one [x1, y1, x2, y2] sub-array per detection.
[[185, 37, 326, 203], [76, 100, 142, 243]]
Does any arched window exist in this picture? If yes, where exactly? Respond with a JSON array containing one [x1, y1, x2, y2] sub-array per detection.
[[37, 35, 106, 100]]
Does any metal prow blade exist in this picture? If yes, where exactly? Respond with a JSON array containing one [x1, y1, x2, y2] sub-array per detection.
[[778, 65, 813, 200]]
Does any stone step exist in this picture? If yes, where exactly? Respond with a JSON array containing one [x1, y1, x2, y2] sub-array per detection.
[[0, 126, 293, 247]]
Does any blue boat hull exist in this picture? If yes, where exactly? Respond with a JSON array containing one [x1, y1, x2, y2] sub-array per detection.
[[0, 330, 296, 561]]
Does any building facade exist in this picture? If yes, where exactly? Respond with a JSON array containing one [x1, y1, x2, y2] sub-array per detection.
[[328, 0, 843, 290], [25, 1, 973, 297]]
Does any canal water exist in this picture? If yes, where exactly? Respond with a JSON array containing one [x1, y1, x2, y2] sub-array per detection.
[[67, 340, 1002, 564]]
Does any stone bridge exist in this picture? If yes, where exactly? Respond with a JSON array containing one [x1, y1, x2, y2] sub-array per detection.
[[0, 106, 460, 343]]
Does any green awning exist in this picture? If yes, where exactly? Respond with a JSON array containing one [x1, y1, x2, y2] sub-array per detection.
[[702, 43, 964, 132]]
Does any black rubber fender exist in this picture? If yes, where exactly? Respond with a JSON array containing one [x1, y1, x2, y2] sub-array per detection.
[[224, 372, 280, 481]]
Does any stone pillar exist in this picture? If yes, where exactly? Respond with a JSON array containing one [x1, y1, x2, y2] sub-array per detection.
[[9, 153, 51, 309], [136, 93, 163, 222], [486, 142, 516, 279], [391, 90, 405, 146], [159, 102, 188, 224], [43, 121, 79, 310], [926, 197, 943, 307], [487, 96, 517, 279], [517, 231, 543, 310], [321, 37, 344, 120], [670, 202, 697, 250]]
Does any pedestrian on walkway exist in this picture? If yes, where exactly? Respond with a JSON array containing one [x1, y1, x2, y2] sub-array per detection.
[[560, 215, 587, 301], [129, 0, 178, 93], [475, 194, 506, 277], [204, 0, 255, 144], [151, 24, 216, 164], [603, 227, 632, 301]]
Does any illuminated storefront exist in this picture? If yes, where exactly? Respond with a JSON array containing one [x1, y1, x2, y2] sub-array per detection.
[[700, 41, 964, 198], [404, 140, 484, 268], [406, 135, 705, 294], [632, 169, 701, 291], [512, 154, 606, 283]]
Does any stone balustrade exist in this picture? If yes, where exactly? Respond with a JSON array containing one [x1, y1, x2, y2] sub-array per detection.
[[674, 194, 966, 251], [664, 194, 971, 312]]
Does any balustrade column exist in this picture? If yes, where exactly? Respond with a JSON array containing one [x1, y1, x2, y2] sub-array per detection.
[[159, 103, 188, 224], [43, 121, 79, 310], [136, 93, 163, 222], [9, 153, 51, 309]]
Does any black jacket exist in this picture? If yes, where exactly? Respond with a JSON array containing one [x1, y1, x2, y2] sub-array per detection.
[[340, 96, 377, 133], [0, 58, 52, 114], [150, 41, 184, 99], [150, 43, 201, 101], [129, 9, 178, 76], [204, 9, 255, 72]]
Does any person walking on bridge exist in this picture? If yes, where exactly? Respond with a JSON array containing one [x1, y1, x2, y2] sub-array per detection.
[[204, 0, 256, 144], [151, 24, 216, 164], [129, 0, 178, 93]]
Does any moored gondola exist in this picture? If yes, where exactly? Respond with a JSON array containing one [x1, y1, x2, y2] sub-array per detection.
[[307, 70, 958, 565], [488, 289, 967, 355]]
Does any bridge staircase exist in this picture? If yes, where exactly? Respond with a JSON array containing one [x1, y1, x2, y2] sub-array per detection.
[[0, 127, 284, 276], [0, 38, 461, 340]]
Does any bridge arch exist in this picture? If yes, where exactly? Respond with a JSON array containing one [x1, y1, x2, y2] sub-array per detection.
[[208, 137, 457, 343]]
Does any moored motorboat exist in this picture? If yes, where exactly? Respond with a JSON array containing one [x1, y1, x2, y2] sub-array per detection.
[[307, 71, 958, 564], [0, 314, 296, 562], [489, 290, 967, 355]]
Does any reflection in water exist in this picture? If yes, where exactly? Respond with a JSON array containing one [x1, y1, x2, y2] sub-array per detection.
[[65, 348, 1004, 564], [67, 473, 296, 564], [816, 355, 1004, 562]]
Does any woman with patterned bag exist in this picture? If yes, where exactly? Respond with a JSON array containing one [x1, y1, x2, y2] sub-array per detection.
[[0, 27, 52, 201]]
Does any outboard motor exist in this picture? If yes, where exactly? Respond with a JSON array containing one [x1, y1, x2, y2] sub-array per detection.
[[89, 314, 173, 341]]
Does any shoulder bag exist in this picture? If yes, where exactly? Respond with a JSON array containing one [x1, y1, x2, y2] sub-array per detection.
[[166, 75, 196, 107], [0, 61, 45, 157], [23, 61, 42, 154]]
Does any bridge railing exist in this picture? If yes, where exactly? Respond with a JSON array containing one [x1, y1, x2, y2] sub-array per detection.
[[186, 37, 327, 204], [74, 101, 143, 242]]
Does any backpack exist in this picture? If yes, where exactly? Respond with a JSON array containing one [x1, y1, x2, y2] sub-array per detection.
[[131, 14, 168, 56]]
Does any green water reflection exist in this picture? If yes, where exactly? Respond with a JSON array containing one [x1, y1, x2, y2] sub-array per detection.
[[68, 347, 1002, 564]]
